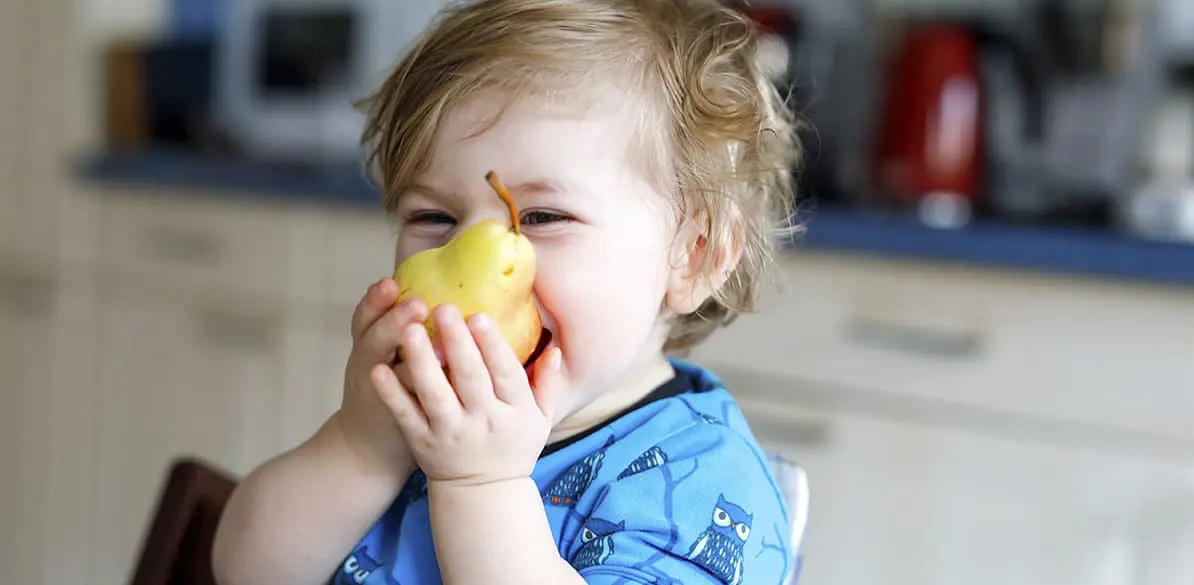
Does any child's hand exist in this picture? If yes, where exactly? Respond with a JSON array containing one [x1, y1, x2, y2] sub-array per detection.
[[375, 303, 564, 487], [339, 278, 429, 481]]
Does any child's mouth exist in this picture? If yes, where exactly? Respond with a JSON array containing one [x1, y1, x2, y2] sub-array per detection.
[[522, 327, 553, 369]]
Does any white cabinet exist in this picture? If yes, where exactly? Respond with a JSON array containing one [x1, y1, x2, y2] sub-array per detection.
[[0, 0, 97, 265], [72, 193, 360, 582], [86, 281, 296, 584], [0, 266, 57, 585], [0, 0, 31, 198], [94, 191, 319, 299], [1136, 496, 1194, 585], [0, 1, 52, 260], [735, 396, 1194, 585], [322, 210, 397, 311], [280, 311, 349, 448], [0, 262, 99, 584], [692, 251, 1194, 442]]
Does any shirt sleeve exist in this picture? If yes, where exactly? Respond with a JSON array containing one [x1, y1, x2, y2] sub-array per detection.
[[565, 424, 795, 585]]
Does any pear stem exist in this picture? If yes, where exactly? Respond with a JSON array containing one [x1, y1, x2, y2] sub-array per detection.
[[484, 171, 520, 235]]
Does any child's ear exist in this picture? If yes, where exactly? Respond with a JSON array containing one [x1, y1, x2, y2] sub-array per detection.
[[665, 217, 743, 315]]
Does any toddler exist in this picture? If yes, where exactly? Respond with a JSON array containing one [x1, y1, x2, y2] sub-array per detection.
[[212, 1, 803, 584]]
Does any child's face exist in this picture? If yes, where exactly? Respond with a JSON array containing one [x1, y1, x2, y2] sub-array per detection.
[[393, 91, 682, 417]]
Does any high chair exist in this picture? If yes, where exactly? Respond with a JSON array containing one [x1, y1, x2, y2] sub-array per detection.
[[767, 452, 811, 585], [127, 457, 237, 585]]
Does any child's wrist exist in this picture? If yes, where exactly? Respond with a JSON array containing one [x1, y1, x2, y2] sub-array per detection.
[[425, 474, 535, 498], [328, 411, 414, 488]]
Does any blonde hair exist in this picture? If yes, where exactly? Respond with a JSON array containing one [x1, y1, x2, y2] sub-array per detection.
[[360, 0, 801, 351]]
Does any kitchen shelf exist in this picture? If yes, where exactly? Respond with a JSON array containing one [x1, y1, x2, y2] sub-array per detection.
[[79, 149, 1194, 288], [79, 149, 381, 208], [798, 207, 1194, 287]]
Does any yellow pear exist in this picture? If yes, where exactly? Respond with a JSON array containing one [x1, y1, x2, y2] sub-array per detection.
[[393, 171, 545, 365]]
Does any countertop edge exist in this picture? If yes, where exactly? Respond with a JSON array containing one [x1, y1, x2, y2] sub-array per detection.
[[77, 151, 1194, 288]]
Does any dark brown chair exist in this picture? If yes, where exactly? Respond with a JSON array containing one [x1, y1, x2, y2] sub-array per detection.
[[127, 457, 239, 585]]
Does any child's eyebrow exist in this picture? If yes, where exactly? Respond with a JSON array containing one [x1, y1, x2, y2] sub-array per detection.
[[504, 178, 568, 197]]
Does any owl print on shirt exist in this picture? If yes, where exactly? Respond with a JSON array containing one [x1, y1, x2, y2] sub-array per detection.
[[543, 436, 615, 506], [336, 545, 382, 585], [569, 517, 625, 571], [686, 495, 753, 585]]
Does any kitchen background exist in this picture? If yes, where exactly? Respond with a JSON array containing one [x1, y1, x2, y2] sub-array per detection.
[[1, 0, 1192, 584]]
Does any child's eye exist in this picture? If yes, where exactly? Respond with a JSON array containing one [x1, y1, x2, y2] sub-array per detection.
[[520, 210, 571, 226], [406, 211, 456, 226]]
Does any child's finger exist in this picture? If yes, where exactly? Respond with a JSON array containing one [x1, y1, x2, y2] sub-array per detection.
[[351, 278, 400, 340], [371, 363, 429, 436], [528, 348, 564, 419], [470, 313, 530, 406], [359, 298, 429, 363], [435, 305, 494, 411], [401, 322, 463, 429]]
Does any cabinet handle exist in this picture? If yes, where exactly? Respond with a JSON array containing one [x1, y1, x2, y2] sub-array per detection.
[[0, 273, 56, 315], [143, 225, 222, 266], [192, 305, 281, 353], [844, 315, 985, 359]]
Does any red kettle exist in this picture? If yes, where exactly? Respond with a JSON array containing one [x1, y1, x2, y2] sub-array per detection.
[[870, 23, 1046, 220]]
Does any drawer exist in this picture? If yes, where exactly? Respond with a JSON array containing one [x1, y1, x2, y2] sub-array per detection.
[[95, 191, 298, 298], [692, 251, 1194, 442], [322, 211, 397, 310]]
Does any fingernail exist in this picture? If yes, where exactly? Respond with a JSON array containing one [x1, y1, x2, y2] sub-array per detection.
[[548, 348, 562, 370], [471, 313, 491, 330]]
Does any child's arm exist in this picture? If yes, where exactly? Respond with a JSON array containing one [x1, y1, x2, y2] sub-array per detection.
[[212, 412, 413, 585], [427, 477, 584, 585], [213, 279, 427, 585]]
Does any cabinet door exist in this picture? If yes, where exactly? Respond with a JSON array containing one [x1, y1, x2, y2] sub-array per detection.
[[322, 211, 396, 312], [752, 407, 1194, 585], [0, 265, 99, 585], [25, 0, 87, 190], [280, 306, 354, 448], [0, 0, 97, 263], [0, 0, 30, 195], [0, 0, 39, 257], [89, 285, 290, 584], [695, 252, 1194, 442], [0, 268, 56, 585]]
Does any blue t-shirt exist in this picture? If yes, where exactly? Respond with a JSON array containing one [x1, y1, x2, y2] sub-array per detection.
[[333, 360, 796, 585]]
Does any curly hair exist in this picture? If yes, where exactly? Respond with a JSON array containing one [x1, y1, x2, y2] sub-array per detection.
[[359, 0, 801, 351]]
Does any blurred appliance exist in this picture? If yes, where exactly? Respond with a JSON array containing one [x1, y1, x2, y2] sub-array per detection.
[[1038, 0, 1115, 75], [869, 23, 1047, 226], [103, 39, 215, 152], [1159, 0, 1194, 62], [1119, 70, 1194, 243], [215, 0, 446, 164]]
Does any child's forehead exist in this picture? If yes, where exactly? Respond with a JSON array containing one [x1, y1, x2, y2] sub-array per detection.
[[439, 88, 641, 145], [418, 90, 656, 184]]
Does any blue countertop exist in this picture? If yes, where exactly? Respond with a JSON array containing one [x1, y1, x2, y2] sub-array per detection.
[[79, 150, 1194, 288]]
